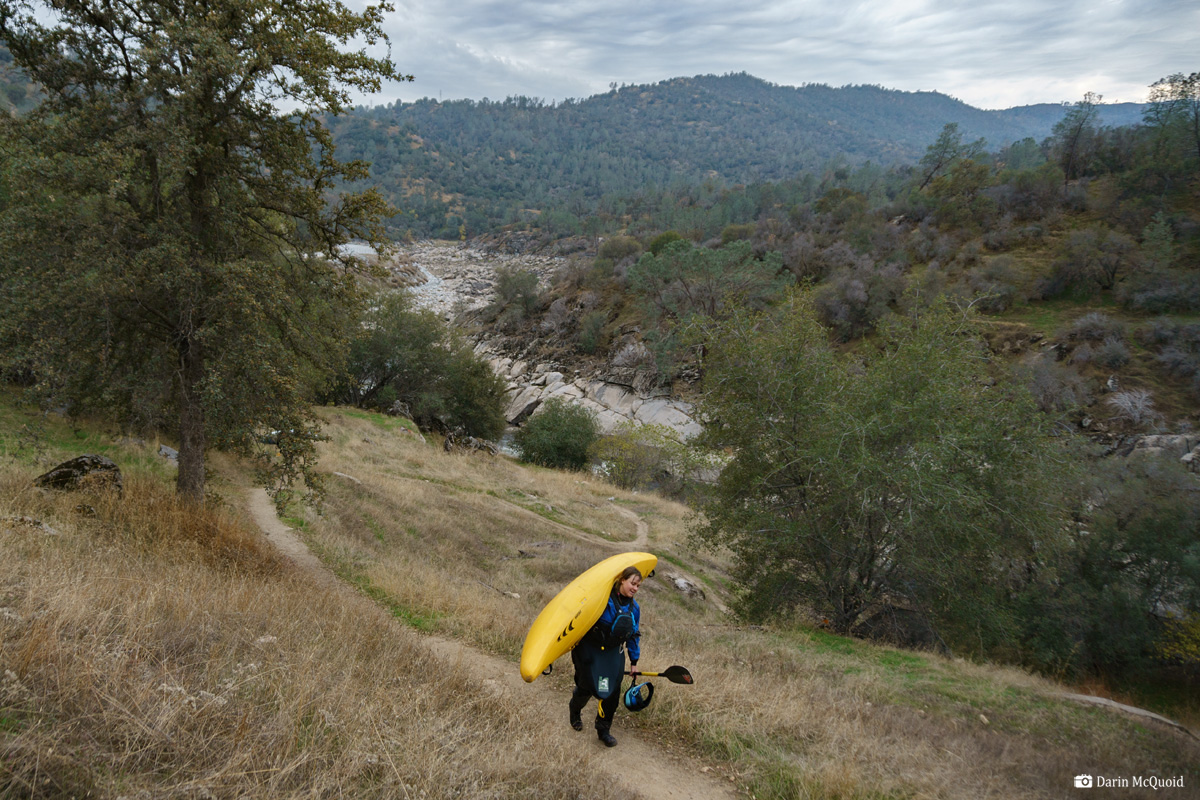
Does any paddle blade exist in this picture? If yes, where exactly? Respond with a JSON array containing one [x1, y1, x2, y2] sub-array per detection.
[[628, 665, 694, 684], [661, 665, 693, 684]]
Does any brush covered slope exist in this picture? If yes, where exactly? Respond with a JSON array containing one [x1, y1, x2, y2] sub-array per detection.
[[274, 406, 1198, 798], [1, 397, 1197, 798]]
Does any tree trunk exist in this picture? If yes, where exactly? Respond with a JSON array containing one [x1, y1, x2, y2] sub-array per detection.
[[176, 333, 206, 503]]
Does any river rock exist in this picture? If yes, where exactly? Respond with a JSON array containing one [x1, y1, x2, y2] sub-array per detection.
[[34, 454, 123, 496], [1119, 434, 1200, 463]]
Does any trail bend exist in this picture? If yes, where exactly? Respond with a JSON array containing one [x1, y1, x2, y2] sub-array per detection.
[[247, 488, 738, 800]]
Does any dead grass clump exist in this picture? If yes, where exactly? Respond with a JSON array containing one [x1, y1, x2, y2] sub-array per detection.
[[1, 464, 622, 799], [1, 467, 280, 576]]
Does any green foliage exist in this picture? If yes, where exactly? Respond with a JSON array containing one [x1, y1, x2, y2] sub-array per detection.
[[720, 223, 756, 244], [813, 187, 868, 224], [1140, 212, 1177, 269], [337, 291, 444, 409], [589, 421, 710, 495], [997, 137, 1046, 172], [629, 239, 790, 324], [647, 230, 685, 256], [917, 123, 987, 190], [691, 291, 1069, 649], [325, 74, 1144, 239], [513, 398, 599, 471], [576, 310, 608, 355], [436, 342, 509, 440], [491, 266, 541, 325], [331, 291, 506, 439], [813, 261, 907, 342], [628, 239, 790, 376], [927, 159, 997, 229], [1042, 226, 1139, 299], [1156, 613, 1200, 667], [1144, 72, 1200, 171], [1049, 93, 1102, 183], [1018, 459, 1200, 677], [0, 0, 404, 502], [597, 235, 643, 262]]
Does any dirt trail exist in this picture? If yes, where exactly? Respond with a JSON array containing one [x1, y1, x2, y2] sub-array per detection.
[[489, 494, 729, 615], [246, 489, 738, 800]]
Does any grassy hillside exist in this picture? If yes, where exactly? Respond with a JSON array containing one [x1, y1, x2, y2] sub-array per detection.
[[2, 393, 1197, 798]]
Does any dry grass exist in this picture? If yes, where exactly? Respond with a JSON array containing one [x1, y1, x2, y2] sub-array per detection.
[[0, 468, 622, 799], [292, 407, 1200, 800], [3, 402, 1198, 799]]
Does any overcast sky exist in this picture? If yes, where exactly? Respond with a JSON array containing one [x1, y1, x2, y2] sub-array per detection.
[[355, 0, 1197, 110]]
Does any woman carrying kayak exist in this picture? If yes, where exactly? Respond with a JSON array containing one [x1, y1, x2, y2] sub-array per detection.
[[568, 565, 642, 747]]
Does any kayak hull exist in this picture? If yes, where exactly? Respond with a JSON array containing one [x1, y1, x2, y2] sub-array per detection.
[[520, 551, 656, 682]]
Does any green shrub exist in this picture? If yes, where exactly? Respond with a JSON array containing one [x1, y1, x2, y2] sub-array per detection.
[[513, 398, 599, 471], [333, 291, 507, 439], [492, 266, 541, 321], [720, 224, 755, 245], [577, 311, 607, 354], [647, 230, 685, 256], [437, 343, 509, 440], [597, 235, 642, 262], [589, 421, 710, 496]]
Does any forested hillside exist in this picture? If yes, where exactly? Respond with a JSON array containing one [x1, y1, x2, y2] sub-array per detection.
[[451, 72, 1200, 700], [328, 73, 1145, 238]]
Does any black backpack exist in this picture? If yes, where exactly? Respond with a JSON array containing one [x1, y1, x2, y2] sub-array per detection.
[[605, 595, 636, 643]]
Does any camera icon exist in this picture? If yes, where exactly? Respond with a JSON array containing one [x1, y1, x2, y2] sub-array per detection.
[[1074, 775, 1093, 788]]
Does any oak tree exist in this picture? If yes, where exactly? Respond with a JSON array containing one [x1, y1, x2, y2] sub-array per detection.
[[691, 292, 1068, 647], [0, 0, 408, 502]]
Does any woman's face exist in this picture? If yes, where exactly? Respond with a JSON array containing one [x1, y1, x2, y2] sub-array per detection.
[[618, 574, 642, 598]]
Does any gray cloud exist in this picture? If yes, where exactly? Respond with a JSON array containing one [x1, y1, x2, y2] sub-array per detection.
[[356, 0, 1198, 109]]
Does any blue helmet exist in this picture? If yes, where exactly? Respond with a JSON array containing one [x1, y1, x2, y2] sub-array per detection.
[[622, 680, 654, 712]]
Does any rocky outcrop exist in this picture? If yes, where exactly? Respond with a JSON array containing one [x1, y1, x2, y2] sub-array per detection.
[[443, 430, 500, 456], [34, 454, 123, 496], [399, 240, 700, 439], [484, 353, 702, 439], [1118, 434, 1200, 472], [403, 240, 560, 321]]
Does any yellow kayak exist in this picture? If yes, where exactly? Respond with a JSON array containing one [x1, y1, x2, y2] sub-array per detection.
[[520, 551, 657, 682]]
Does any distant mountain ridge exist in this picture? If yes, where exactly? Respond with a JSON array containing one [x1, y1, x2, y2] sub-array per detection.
[[329, 72, 1148, 237]]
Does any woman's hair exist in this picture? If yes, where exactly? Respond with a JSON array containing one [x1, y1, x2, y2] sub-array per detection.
[[615, 566, 642, 587]]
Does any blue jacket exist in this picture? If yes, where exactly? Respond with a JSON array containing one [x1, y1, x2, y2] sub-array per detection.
[[590, 591, 641, 663]]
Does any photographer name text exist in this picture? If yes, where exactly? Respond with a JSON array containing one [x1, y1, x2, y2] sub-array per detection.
[[1075, 774, 1186, 790]]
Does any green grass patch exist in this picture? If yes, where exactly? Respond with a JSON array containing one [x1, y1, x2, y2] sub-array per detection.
[[280, 512, 311, 533], [333, 406, 422, 435], [805, 629, 863, 657], [346, 573, 443, 631], [304, 533, 444, 631], [0, 389, 176, 479], [489, 488, 607, 538], [390, 469, 472, 492], [361, 513, 387, 544], [0, 711, 26, 733]]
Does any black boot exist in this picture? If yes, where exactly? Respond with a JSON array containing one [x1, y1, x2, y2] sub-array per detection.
[[598, 730, 617, 747], [568, 694, 586, 732]]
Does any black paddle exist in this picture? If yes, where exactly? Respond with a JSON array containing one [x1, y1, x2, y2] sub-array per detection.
[[625, 665, 694, 684]]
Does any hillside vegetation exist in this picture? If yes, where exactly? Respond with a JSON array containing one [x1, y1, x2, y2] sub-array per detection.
[[2, 397, 1198, 798], [327, 73, 1146, 238]]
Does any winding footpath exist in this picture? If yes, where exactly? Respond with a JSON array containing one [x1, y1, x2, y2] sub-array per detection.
[[489, 495, 730, 615], [246, 489, 738, 800]]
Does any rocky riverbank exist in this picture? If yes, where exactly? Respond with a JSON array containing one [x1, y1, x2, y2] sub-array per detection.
[[397, 241, 702, 439]]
